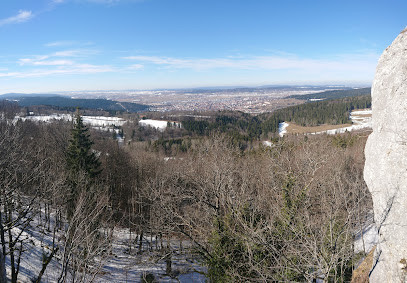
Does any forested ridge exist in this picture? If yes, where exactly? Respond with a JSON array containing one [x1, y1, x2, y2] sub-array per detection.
[[261, 94, 371, 132], [288, 87, 371, 100], [0, 95, 149, 113]]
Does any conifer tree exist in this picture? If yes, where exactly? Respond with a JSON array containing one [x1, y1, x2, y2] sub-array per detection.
[[66, 109, 101, 218]]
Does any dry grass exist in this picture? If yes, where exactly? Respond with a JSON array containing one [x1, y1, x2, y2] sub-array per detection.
[[286, 123, 352, 134], [351, 246, 375, 283]]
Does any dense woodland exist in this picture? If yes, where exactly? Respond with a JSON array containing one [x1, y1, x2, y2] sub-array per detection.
[[1, 95, 149, 113], [288, 87, 371, 100], [0, 98, 373, 282], [261, 94, 372, 131]]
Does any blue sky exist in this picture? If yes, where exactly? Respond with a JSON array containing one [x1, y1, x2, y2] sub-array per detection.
[[0, 0, 406, 93]]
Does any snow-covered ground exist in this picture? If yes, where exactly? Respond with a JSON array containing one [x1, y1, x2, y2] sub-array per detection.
[[139, 119, 168, 131], [82, 116, 127, 127], [319, 109, 372, 135], [278, 122, 289, 137], [16, 114, 126, 127], [14, 114, 127, 133], [354, 224, 378, 254], [278, 109, 372, 137], [100, 229, 206, 282], [15, 113, 72, 122], [139, 119, 181, 132], [6, 211, 207, 282], [262, 141, 272, 147]]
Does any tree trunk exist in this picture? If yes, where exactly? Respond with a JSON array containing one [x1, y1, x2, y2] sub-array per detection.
[[0, 212, 6, 283], [138, 230, 143, 253]]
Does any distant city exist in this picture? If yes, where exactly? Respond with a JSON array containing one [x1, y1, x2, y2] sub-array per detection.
[[60, 85, 356, 113]]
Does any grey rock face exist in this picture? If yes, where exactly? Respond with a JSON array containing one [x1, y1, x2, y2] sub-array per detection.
[[364, 27, 407, 282]]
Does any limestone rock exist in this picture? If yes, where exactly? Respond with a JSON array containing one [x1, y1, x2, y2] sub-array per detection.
[[364, 27, 407, 282]]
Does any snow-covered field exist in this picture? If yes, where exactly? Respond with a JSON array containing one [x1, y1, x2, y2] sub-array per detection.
[[319, 109, 372, 135], [139, 119, 181, 131], [14, 114, 127, 132], [16, 113, 72, 122], [278, 122, 289, 137], [139, 119, 168, 131], [278, 109, 372, 137]]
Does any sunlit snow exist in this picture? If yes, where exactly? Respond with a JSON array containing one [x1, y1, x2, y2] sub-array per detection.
[[139, 119, 176, 131], [278, 109, 372, 137]]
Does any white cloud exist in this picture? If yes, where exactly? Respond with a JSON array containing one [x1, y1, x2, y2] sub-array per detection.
[[127, 64, 144, 70], [86, 0, 121, 3], [123, 52, 379, 75], [8, 49, 113, 78], [56, 0, 140, 4], [45, 41, 76, 47], [18, 50, 91, 66], [19, 58, 74, 66], [0, 64, 113, 78], [0, 10, 33, 27], [53, 50, 82, 57], [44, 40, 94, 48]]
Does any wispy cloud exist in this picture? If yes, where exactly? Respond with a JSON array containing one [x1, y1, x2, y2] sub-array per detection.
[[2, 50, 114, 78], [19, 51, 80, 66], [45, 40, 76, 47], [0, 10, 33, 27], [86, 0, 121, 3], [123, 52, 380, 74], [52, 0, 142, 5], [0, 64, 113, 78], [19, 58, 74, 66], [44, 40, 94, 47], [127, 64, 144, 70]]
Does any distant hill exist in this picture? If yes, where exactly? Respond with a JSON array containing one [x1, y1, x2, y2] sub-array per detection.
[[1, 93, 64, 99], [288, 87, 371, 100], [0, 95, 149, 113]]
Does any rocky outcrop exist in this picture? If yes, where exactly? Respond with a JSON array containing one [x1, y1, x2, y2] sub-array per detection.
[[364, 27, 407, 282]]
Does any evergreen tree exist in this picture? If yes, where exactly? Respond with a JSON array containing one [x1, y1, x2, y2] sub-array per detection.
[[66, 110, 101, 218]]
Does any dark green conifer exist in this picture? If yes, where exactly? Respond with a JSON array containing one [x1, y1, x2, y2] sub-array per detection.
[[66, 109, 101, 218]]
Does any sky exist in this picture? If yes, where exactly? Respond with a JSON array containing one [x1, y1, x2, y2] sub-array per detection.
[[0, 0, 406, 93]]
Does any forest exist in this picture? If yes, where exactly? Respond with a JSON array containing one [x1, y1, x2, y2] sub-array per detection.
[[0, 99, 373, 282], [288, 87, 371, 100], [1, 95, 150, 113]]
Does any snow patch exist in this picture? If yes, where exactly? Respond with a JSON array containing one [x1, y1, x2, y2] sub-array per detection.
[[139, 119, 169, 131], [262, 141, 272, 147], [278, 122, 289, 137]]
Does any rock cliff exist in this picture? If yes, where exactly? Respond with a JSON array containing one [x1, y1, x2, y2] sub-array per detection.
[[364, 27, 407, 282]]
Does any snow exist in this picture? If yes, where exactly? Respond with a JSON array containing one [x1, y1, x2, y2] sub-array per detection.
[[99, 229, 206, 282], [16, 113, 72, 122], [5, 209, 207, 282], [262, 141, 272, 147], [278, 109, 372, 137], [139, 119, 169, 131], [354, 225, 378, 254], [15, 114, 127, 127], [82, 116, 127, 127], [278, 122, 289, 137], [14, 114, 127, 134], [319, 109, 372, 135]]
